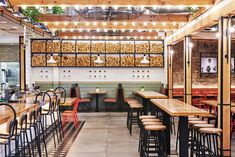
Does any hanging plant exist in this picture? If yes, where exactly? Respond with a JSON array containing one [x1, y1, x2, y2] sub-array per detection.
[[52, 6, 64, 14], [22, 7, 41, 23], [187, 7, 198, 15]]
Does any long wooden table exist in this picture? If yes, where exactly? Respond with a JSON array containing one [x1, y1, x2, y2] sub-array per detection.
[[151, 99, 210, 157], [0, 102, 38, 125], [135, 91, 167, 114]]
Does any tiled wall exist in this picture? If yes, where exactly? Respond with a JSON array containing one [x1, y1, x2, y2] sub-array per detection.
[[172, 39, 235, 87], [0, 44, 19, 62]]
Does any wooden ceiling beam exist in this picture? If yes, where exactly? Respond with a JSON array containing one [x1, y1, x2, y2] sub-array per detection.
[[166, 0, 235, 44], [58, 31, 161, 37], [9, 0, 214, 6], [39, 14, 188, 23], [46, 22, 180, 30]]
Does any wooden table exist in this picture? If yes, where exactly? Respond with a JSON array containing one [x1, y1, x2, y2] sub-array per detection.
[[0, 102, 37, 125], [88, 91, 107, 112], [59, 98, 77, 107], [151, 99, 210, 157], [135, 91, 167, 114], [201, 99, 235, 107]]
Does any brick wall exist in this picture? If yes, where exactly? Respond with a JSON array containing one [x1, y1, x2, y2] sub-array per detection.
[[0, 45, 19, 62], [172, 39, 235, 87]]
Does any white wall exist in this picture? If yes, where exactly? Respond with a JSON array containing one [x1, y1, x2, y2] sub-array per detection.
[[30, 67, 165, 83]]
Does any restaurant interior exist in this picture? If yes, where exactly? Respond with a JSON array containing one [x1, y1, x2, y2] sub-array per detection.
[[0, 0, 235, 157]]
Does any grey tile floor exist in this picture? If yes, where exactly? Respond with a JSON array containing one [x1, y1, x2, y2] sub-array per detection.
[[66, 112, 235, 157]]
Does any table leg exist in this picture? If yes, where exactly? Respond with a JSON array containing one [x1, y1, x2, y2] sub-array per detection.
[[95, 94, 99, 112], [142, 98, 148, 115], [163, 112, 171, 154], [179, 116, 189, 157]]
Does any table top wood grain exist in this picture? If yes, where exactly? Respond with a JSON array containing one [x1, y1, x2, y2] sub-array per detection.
[[136, 91, 167, 99], [59, 98, 77, 107], [0, 102, 38, 125], [150, 99, 210, 117]]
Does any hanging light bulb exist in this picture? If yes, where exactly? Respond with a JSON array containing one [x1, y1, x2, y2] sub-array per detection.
[[94, 55, 104, 64], [47, 54, 56, 64], [140, 55, 149, 64]]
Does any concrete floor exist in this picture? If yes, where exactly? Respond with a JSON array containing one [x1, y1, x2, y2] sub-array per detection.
[[66, 112, 235, 157]]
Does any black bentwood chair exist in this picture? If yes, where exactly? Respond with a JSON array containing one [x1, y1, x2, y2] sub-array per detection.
[[0, 103, 18, 157]]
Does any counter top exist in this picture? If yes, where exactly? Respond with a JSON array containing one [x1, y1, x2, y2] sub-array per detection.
[[150, 99, 210, 117]]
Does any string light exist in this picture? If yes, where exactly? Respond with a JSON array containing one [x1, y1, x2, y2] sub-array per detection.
[[132, 22, 136, 26], [152, 22, 156, 26], [74, 22, 78, 26], [62, 28, 65, 32], [93, 22, 97, 26], [86, 22, 90, 26], [162, 22, 166, 26], [64, 36, 68, 39], [61, 5, 66, 9], [70, 29, 74, 32], [55, 22, 58, 26], [122, 29, 125, 32], [144, 22, 148, 26], [64, 22, 68, 26], [123, 22, 127, 26], [96, 29, 100, 32], [102, 22, 106, 26], [114, 22, 118, 26], [73, 36, 77, 39]]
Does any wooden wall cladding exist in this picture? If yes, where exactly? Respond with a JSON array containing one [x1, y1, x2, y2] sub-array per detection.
[[31, 39, 164, 67]]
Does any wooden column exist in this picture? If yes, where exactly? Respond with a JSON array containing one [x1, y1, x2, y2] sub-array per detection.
[[184, 36, 192, 105], [19, 36, 26, 91], [218, 16, 231, 157], [167, 45, 173, 99]]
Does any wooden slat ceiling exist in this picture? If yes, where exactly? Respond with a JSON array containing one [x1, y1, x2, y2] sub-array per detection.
[[10, 0, 214, 6], [8, 0, 219, 39]]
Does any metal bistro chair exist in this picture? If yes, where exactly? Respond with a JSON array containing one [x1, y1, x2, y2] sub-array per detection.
[[41, 91, 58, 148], [54, 87, 66, 138], [45, 90, 62, 142], [62, 98, 80, 128], [35, 106, 48, 157], [0, 103, 18, 157]]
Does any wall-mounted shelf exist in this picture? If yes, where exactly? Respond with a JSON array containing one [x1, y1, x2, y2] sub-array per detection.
[[31, 39, 164, 67]]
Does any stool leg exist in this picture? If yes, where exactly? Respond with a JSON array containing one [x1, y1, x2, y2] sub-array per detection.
[[50, 114, 57, 148], [129, 108, 133, 135], [29, 127, 35, 157], [25, 131, 32, 157]]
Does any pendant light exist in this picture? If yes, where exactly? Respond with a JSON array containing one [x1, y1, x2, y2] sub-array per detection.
[[140, 54, 149, 64], [94, 54, 104, 64], [47, 54, 56, 64], [47, 39, 56, 64]]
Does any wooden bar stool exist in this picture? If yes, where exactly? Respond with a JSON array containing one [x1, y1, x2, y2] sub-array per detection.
[[143, 125, 167, 157], [127, 102, 143, 135], [199, 128, 223, 157], [191, 123, 214, 156]]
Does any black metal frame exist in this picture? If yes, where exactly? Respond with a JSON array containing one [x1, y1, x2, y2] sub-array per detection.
[[31, 38, 164, 68]]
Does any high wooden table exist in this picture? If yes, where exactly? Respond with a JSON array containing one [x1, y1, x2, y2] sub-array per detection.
[[0, 102, 37, 125], [151, 99, 210, 157], [135, 91, 167, 114], [88, 91, 107, 112]]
